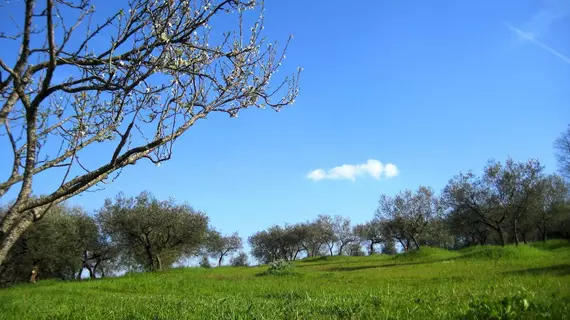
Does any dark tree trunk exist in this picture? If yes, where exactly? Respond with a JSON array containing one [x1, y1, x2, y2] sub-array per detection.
[[218, 255, 223, 267], [521, 232, 527, 245], [145, 245, 154, 271], [329, 245, 334, 256], [512, 220, 519, 246], [369, 242, 374, 255], [496, 224, 505, 246], [411, 237, 420, 250], [338, 243, 345, 256]]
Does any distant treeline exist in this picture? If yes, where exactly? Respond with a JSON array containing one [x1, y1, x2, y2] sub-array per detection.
[[1, 157, 569, 286]]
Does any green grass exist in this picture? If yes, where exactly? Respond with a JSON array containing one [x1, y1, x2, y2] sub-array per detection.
[[1, 240, 570, 319]]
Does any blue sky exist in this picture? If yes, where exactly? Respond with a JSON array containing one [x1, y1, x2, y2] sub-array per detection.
[[1, 0, 569, 244]]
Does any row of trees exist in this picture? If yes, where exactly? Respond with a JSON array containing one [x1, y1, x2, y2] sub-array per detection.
[[2, 157, 568, 285], [249, 157, 570, 262], [0, 192, 245, 286]]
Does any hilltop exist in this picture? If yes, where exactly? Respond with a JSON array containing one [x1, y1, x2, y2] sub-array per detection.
[[1, 240, 570, 319]]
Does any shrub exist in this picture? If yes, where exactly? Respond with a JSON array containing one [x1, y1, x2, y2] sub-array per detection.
[[230, 252, 249, 267], [199, 256, 212, 268], [259, 259, 296, 276]]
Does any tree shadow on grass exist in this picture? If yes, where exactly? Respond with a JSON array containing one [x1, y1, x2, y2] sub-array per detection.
[[325, 260, 443, 272], [504, 264, 570, 277]]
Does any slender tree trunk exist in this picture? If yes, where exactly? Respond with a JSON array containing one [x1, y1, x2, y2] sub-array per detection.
[[338, 243, 345, 256], [512, 220, 519, 246], [411, 237, 420, 250], [218, 255, 223, 267], [87, 266, 94, 279], [93, 261, 101, 279], [369, 242, 374, 255], [329, 245, 334, 256], [521, 232, 527, 245], [543, 230, 547, 242]]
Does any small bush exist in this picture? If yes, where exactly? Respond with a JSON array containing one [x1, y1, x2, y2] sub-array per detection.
[[230, 252, 249, 267], [199, 256, 212, 268], [259, 259, 297, 276]]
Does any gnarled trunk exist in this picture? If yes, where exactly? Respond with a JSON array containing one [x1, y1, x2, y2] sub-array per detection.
[[0, 213, 33, 267]]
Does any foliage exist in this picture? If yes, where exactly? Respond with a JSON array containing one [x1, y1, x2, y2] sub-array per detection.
[[381, 238, 397, 255], [230, 252, 249, 267], [353, 220, 384, 254], [0, 203, 98, 286], [206, 231, 242, 266], [555, 124, 570, 179], [199, 256, 212, 269], [376, 186, 439, 251], [97, 191, 209, 271], [260, 259, 295, 276]]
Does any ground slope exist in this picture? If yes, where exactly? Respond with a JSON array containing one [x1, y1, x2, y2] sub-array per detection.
[[1, 241, 569, 319]]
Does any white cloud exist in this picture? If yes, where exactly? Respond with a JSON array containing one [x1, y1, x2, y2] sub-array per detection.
[[307, 159, 399, 182]]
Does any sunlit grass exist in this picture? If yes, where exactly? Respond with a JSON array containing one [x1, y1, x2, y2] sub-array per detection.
[[1, 240, 569, 319]]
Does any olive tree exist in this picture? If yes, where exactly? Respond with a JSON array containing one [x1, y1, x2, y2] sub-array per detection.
[[376, 186, 438, 250], [207, 231, 242, 266], [442, 158, 544, 246], [353, 220, 384, 255], [0, 0, 299, 266], [97, 191, 209, 271]]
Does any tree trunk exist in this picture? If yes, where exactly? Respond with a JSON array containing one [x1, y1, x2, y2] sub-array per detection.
[[218, 255, 223, 267], [369, 242, 374, 255], [156, 254, 162, 271], [512, 220, 519, 246], [411, 237, 420, 250], [329, 245, 334, 256], [338, 243, 346, 256], [542, 230, 547, 242], [144, 245, 154, 271], [87, 266, 95, 279], [0, 216, 33, 266], [496, 224, 505, 246], [521, 232, 527, 245]]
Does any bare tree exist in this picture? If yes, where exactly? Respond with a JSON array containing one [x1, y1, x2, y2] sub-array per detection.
[[0, 0, 299, 265], [555, 125, 570, 179]]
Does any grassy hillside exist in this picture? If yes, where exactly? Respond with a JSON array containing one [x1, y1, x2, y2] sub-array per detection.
[[1, 241, 570, 319]]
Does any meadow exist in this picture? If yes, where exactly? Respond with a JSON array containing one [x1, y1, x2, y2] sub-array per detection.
[[1, 241, 569, 320]]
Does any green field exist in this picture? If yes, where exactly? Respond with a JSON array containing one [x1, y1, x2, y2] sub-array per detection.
[[1, 241, 570, 320]]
